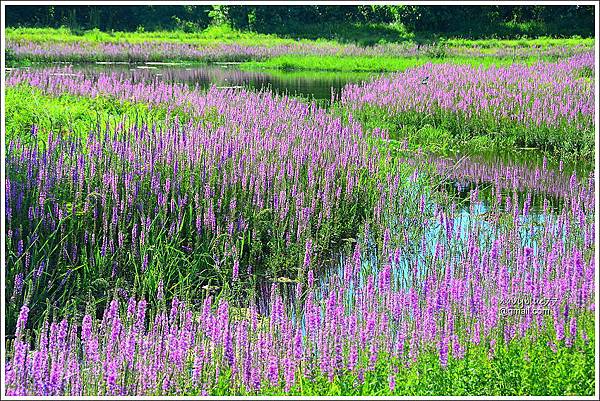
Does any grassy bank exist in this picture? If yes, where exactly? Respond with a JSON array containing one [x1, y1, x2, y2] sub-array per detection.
[[336, 104, 594, 162], [242, 54, 546, 73], [4, 25, 307, 46], [6, 26, 594, 48], [4, 85, 209, 143]]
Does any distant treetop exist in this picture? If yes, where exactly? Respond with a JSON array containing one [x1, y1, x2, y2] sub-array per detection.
[[4, 5, 595, 40]]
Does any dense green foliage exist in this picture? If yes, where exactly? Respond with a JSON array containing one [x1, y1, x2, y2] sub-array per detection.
[[208, 331, 596, 396], [5, 5, 595, 40], [5, 85, 174, 139]]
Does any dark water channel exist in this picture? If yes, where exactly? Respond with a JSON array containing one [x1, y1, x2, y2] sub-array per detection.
[[35, 61, 376, 101]]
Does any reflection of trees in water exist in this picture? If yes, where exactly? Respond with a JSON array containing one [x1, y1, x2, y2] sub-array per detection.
[[403, 153, 594, 212], [69, 64, 366, 100]]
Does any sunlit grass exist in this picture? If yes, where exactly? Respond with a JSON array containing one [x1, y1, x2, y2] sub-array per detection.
[[243, 54, 547, 72]]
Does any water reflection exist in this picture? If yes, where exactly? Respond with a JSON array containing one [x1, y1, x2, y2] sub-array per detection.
[[30, 62, 376, 101], [402, 152, 594, 213]]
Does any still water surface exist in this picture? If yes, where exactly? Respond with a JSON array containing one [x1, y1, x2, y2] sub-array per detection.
[[35, 61, 376, 101]]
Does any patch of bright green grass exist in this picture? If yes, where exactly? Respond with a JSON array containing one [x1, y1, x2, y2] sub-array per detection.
[[243, 54, 546, 73], [5, 26, 324, 47], [6, 26, 593, 49], [196, 324, 596, 396], [443, 35, 594, 49], [5, 84, 199, 141]]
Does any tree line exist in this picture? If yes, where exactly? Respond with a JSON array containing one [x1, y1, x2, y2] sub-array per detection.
[[5, 5, 595, 39]]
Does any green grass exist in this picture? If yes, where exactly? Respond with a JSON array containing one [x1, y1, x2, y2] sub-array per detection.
[[263, 336, 595, 396], [243, 54, 547, 72], [6, 26, 593, 48], [4, 85, 194, 140], [442, 35, 594, 49], [5, 25, 327, 47], [333, 101, 594, 162]]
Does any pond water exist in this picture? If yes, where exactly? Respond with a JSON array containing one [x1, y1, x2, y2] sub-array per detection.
[[25, 61, 376, 101], [256, 195, 553, 318]]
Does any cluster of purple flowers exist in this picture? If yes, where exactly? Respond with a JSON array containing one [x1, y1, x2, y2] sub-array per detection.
[[341, 53, 594, 132], [5, 40, 419, 62], [7, 39, 591, 62], [451, 44, 591, 59], [5, 59, 595, 396], [5, 177, 595, 395], [6, 67, 398, 322]]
